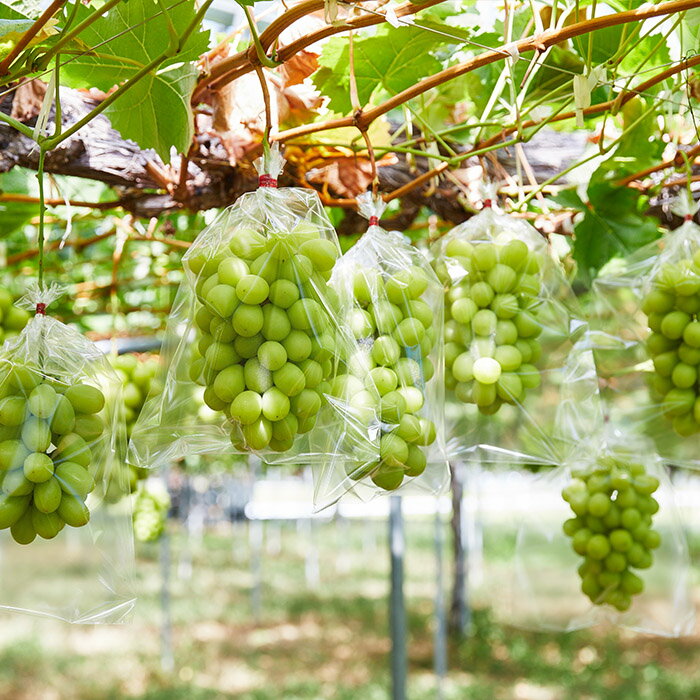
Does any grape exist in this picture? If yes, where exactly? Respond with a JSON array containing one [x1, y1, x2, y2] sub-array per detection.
[[133, 485, 170, 543], [0, 366, 105, 544], [0, 287, 30, 347], [329, 254, 439, 492], [185, 221, 340, 454], [562, 450, 660, 610], [438, 237, 544, 413]]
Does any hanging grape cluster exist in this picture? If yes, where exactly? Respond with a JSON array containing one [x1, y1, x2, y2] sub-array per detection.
[[187, 222, 340, 453], [133, 486, 170, 543], [562, 451, 661, 611], [439, 238, 543, 413], [333, 265, 438, 490], [0, 365, 105, 544], [642, 256, 700, 436]]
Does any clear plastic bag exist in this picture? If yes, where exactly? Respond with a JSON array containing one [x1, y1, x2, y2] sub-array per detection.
[[0, 285, 135, 622], [313, 193, 448, 508], [472, 433, 694, 636], [0, 284, 30, 346], [431, 204, 594, 463], [592, 194, 700, 466], [129, 147, 354, 471]]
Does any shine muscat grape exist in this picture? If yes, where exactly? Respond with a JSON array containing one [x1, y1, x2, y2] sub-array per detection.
[[186, 221, 340, 452], [437, 238, 543, 414], [109, 353, 161, 492], [0, 287, 30, 346], [132, 485, 170, 543], [335, 264, 438, 491], [562, 451, 661, 611], [642, 254, 700, 436], [0, 364, 106, 544]]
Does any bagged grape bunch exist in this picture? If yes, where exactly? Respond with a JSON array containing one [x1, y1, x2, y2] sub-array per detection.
[[593, 193, 700, 466], [431, 201, 591, 461], [0, 285, 30, 346], [0, 284, 134, 622], [479, 433, 693, 635], [130, 146, 352, 470], [314, 194, 447, 506]]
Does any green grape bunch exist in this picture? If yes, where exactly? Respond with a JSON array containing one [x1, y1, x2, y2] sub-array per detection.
[[0, 287, 30, 347], [331, 263, 439, 491], [641, 254, 700, 436], [133, 485, 170, 543], [562, 451, 661, 612], [434, 236, 543, 414], [108, 353, 161, 497], [0, 363, 106, 545], [185, 219, 341, 454]]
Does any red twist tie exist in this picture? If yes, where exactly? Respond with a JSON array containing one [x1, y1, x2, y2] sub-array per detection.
[[368, 216, 379, 226], [259, 174, 277, 188], [483, 199, 493, 209], [35, 303, 46, 316], [685, 214, 693, 222]]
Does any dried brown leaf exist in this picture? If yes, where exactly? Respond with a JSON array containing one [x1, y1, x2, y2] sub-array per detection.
[[10, 79, 46, 122]]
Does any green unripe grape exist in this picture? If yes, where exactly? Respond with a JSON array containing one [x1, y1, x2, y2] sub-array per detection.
[[394, 414, 422, 443], [494, 345, 522, 372], [33, 478, 62, 514], [379, 391, 407, 424], [499, 240, 529, 271], [678, 343, 700, 365], [236, 275, 269, 305], [472, 244, 497, 271], [290, 389, 322, 419], [64, 384, 105, 415], [288, 299, 325, 332], [496, 373, 523, 402], [32, 509, 63, 539], [514, 311, 541, 338], [23, 452, 54, 483], [353, 270, 381, 306], [517, 274, 540, 297], [647, 312, 664, 333], [487, 264, 517, 293], [349, 309, 374, 338], [242, 417, 273, 450], [414, 418, 436, 446], [371, 463, 404, 490], [451, 298, 478, 325], [278, 255, 312, 284], [610, 529, 633, 552], [491, 293, 519, 319], [9, 366, 40, 395], [230, 391, 263, 425], [588, 492, 611, 517], [393, 318, 424, 347], [58, 494, 90, 528], [572, 528, 592, 555], [470, 282, 495, 308], [203, 386, 227, 411], [379, 433, 409, 468], [472, 357, 501, 385], [494, 320, 518, 346], [397, 387, 424, 413], [213, 365, 246, 403], [210, 317, 235, 343], [563, 518, 581, 537], [0, 439, 29, 470], [283, 331, 312, 363], [620, 507, 641, 530], [673, 412, 699, 436], [652, 350, 679, 377], [586, 534, 611, 560], [394, 358, 421, 387], [234, 333, 264, 359], [671, 362, 696, 388], [403, 299, 433, 329], [683, 320, 700, 348], [641, 289, 674, 315], [74, 414, 104, 442], [677, 294, 700, 314], [519, 365, 541, 389], [27, 384, 57, 419], [272, 413, 299, 442], [261, 387, 291, 422], [604, 552, 627, 573], [250, 253, 280, 283], [645, 530, 661, 549], [385, 271, 412, 306], [273, 363, 306, 396], [472, 381, 497, 408], [205, 285, 238, 318], [661, 311, 691, 340], [11, 509, 36, 544], [403, 444, 427, 477], [55, 462, 94, 499], [620, 570, 644, 595], [369, 301, 402, 334], [244, 358, 273, 394], [205, 342, 240, 372], [298, 359, 323, 389], [372, 336, 401, 366], [452, 354, 474, 383], [299, 238, 338, 272], [268, 279, 300, 310], [368, 367, 398, 395], [581, 574, 601, 600], [229, 229, 267, 260], [258, 341, 288, 371], [472, 309, 497, 337], [0, 396, 27, 426], [232, 304, 264, 337], [598, 571, 621, 590], [218, 256, 249, 287], [0, 494, 29, 529], [21, 417, 51, 452]]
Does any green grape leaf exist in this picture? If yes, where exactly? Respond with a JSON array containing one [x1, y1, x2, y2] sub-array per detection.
[[0, 168, 38, 237], [60, 0, 210, 162], [573, 183, 660, 282], [0, 0, 38, 19], [618, 34, 671, 75], [313, 25, 449, 115]]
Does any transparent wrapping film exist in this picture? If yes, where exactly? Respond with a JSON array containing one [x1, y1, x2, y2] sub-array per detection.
[[471, 437, 694, 636], [0, 292, 134, 622], [431, 207, 596, 464], [314, 194, 448, 508], [592, 217, 700, 467], [129, 179, 356, 472]]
